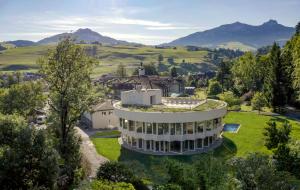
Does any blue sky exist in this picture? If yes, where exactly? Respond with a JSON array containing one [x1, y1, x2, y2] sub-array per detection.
[[0, 0, 299, 45]]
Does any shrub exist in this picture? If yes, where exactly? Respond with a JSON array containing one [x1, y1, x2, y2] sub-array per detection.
[[208, 80, 222, 96]]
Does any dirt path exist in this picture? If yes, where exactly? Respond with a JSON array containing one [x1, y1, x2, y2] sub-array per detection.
[[75, 127, 109, 178]]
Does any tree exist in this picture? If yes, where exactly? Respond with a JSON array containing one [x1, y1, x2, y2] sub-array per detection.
[[97, 162, 135, 183], [96, 161, 147, 190], [296, 21, 300, 35], [0, 81, 45, 118], [229, 153, 292, 190], [153, 184, 181, 190], [231, 52, 262, 94], [264, 120, 291, 150], [158, 54, 164, 63], [263, 43, 286, 112], [251, 92, 266, 114], [38, 38, 96, 185], [116, 63, 127, 78], [207, 80, 222, 96], [0, 116, 59, 189], [216, 60, 233, 92], [170, 66, 178, 77], [194, 154, 229, 189]]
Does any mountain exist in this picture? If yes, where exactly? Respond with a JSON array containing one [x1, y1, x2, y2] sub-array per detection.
[[165, 20, 295, 50], [5, 40, 35, 47], [37, 28, 134, 45]]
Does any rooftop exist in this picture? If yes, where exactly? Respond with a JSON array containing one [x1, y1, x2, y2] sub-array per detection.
[[115, 98, 226, 113]]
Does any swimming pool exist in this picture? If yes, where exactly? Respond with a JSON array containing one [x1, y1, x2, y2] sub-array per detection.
[[223, 123, 241, 133]]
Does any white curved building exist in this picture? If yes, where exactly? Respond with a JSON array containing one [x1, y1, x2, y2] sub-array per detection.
[[114, 88, 227, 155]]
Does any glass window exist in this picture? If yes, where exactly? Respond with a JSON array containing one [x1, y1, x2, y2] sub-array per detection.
[[206, 121, 212, 131], [138, 139, 143, 148], [187, 122, 194, 134], [196, 139, 203, 149], [183, 123, 187, 134], [160, 141, 164, 151], [204, 137, 209, 146], [124, 120, 128, 129], [170, 123, 176, 135], [189, 140, 194, 150], [146, 140, 151, 150], [129, 120, 135, 131], [155, 141, 159, 151], [153, 123, 157, 134], [158, 123, 164, 135], [136, 121, 143, 133], [195, 121, 204, 133], [146, 123, 152, 134], [183, 140, 188, 151], [162, 123, 169, 135], [176, 123, 182, 135], [132, 137, 137, 147], [170, 141, 181, 152], [119, 118, 123, 128]]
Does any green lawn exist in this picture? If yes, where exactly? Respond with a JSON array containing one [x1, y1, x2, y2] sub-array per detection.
[[91, 130, 121, 138]]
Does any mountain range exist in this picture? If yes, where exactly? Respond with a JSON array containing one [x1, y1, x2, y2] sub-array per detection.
[[164, 20, 295, 50], [1, 20, 295, 50]]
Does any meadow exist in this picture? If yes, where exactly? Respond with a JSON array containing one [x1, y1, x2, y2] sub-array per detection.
[[0, 44, 214, 77]]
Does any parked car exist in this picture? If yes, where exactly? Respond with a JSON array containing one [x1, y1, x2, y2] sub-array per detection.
[[36, 115, 47, 125]]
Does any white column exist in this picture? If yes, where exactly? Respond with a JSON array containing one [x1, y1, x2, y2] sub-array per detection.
[[180, 141, 183, 153]]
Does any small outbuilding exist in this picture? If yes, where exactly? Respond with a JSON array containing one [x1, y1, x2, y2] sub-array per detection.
[[81, 100, 118, 129]]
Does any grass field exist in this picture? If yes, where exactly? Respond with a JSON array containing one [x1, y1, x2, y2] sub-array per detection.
[[0, 44, 215, 77], [91, 112, 300, 183]]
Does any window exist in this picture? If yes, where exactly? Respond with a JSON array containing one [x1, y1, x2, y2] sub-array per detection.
[[158, 123, 164, 135], [176, 123, 182, 135], [170, 141, 181, 152], [146, 140, 151, 150], [195, 121, 204, 133], [170, 123, 176, 135], [204, 137, 209, 146], [102, 112, 106, 115], [124, 120, 128, 129], [119, 118, 123, 128], [187, 122, 194, 134], [196, 139, 203, 149], [153, 123, 157, 134], [160, 141, 164, 151], [206, 121, 212, 131], [183, 123, 187, 134], [132, 137, 137, 147], [129, 120, 135, 131], [155, 141, 159, 151], [146, 123, 152, 134], [162, 123, 169, 135], [189, 140, 194, 150], [138, 139, 143, 149], [136, 122, 142, 133], [136, 121, 143, 133]]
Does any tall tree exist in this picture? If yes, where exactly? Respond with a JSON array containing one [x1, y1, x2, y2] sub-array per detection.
[[231, 52, 261, 95], [296, 21, 300, 35], [0, 81, 45, 118], [263, 43, 286, 111], [38, 38, 96, 185], [0, 115, 59, 189]]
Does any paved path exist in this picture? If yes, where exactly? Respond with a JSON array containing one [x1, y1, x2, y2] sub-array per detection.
[[75, 127, 109, 178]]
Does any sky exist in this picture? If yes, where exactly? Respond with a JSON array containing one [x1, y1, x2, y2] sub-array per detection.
[[0, 0, 299, 45]]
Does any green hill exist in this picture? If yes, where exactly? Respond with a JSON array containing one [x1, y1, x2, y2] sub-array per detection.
[[0, 44, 227, 77]]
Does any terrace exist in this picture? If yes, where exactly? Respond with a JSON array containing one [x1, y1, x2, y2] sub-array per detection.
[[115, 98, 226, 113]]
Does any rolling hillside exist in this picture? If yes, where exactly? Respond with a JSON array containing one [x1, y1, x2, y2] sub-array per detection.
[[0, 44, 222, 77]]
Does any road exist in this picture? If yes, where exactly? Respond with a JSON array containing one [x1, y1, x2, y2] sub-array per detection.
[[75, 127, 109, 178]]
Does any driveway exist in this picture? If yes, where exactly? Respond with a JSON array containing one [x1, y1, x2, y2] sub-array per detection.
[[75, 127, 109, 178]]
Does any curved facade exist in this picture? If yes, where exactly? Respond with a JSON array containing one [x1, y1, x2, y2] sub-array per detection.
[[114, 89, 227, 155]]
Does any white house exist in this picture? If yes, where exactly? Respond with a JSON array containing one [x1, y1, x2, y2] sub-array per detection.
[[82, 100, 118, 129]]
